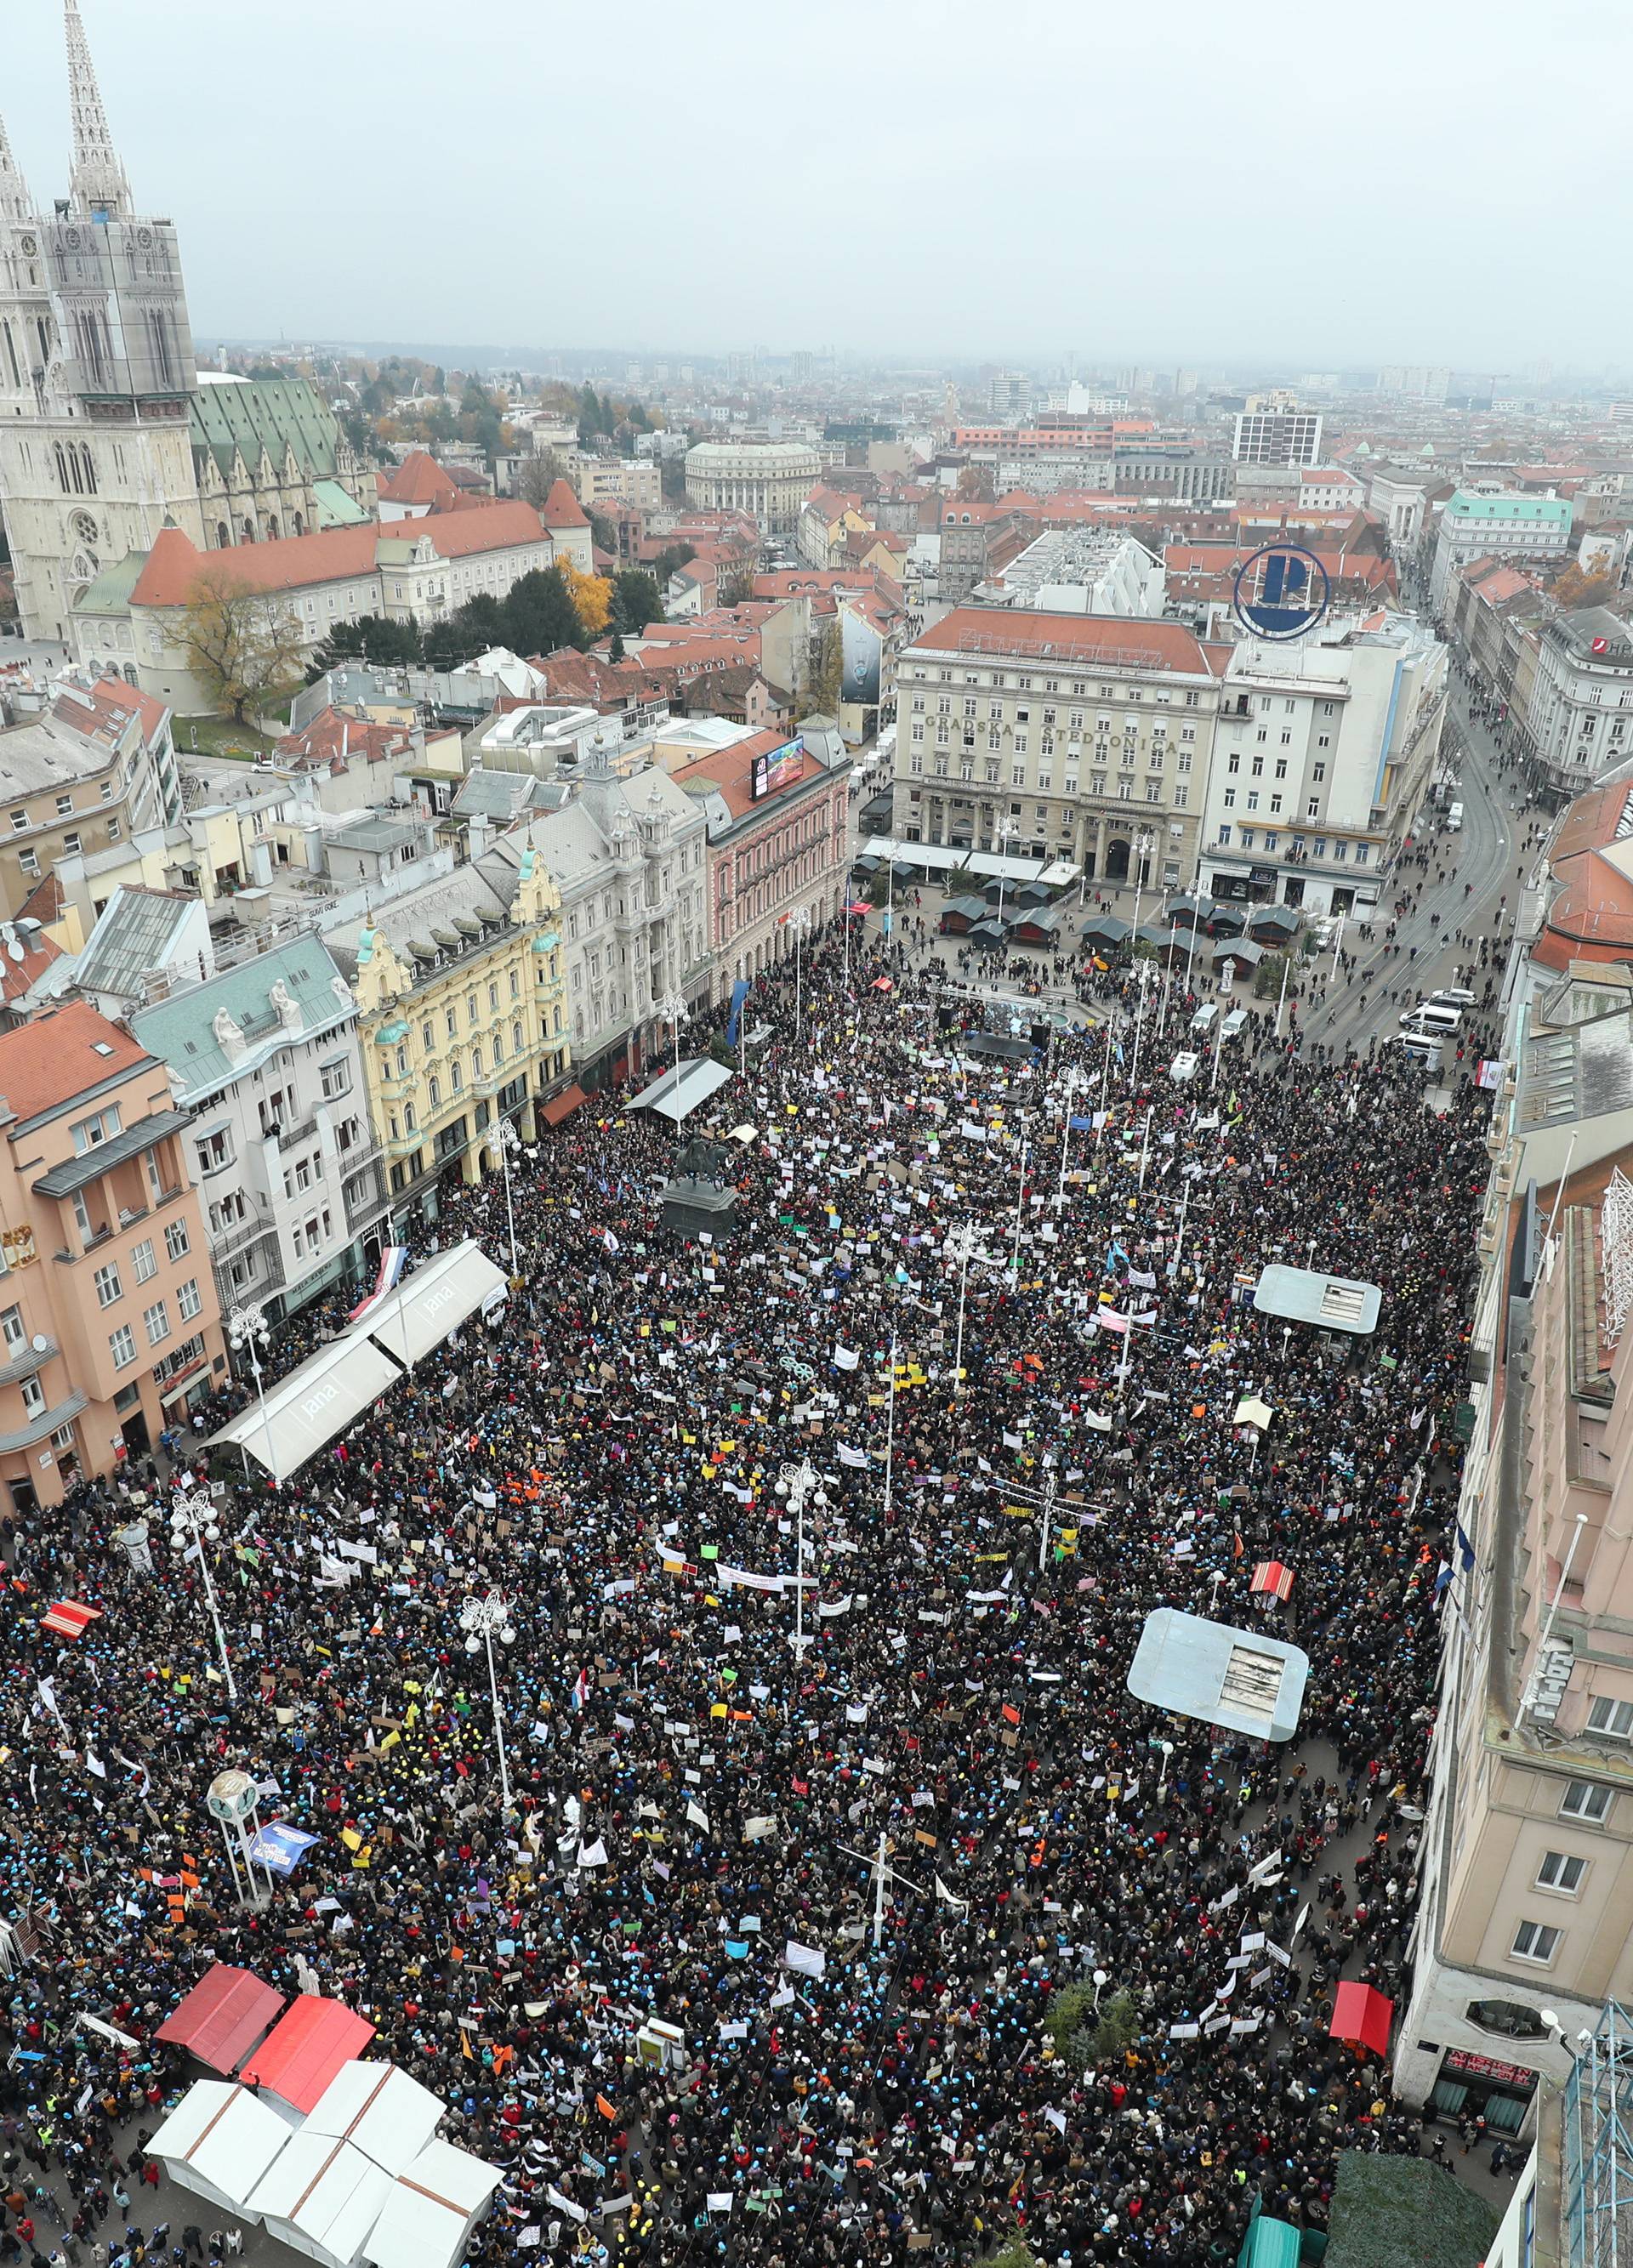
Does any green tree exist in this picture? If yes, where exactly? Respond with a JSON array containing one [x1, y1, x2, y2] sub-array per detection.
[[502, 565, 583, 656], [179, 565, 306, 724], [609, 630, 626, 663], [587, 508, 617, 555], [422, 594, 505, 673], [651, 542, 696, 588], [518, 452, 566, 509], [304, 614, 422, 682], [612, 570, 663, 632]]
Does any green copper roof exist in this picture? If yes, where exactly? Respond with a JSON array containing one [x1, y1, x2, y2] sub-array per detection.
[[190, 376, 346, 484], [129, 936, 354, 1105], [313, 478, 368, 527], [72, 549, 148, 617], [1447, 489, 1572, 524]]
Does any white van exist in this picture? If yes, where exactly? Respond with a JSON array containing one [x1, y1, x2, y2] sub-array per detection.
[[1447, 802, 1464, 832], [1191, 1003, 1220, 1036], [1400, 1002, 1461, 1037], [1169, 1049, 1200, 1084], [1220, 1008, 1249, 1041]]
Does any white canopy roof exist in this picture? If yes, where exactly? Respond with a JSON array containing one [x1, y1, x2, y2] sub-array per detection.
[[362, 2139, 504, 2268], [207, 1336, 402, 1485], [304, 2061, 445, 2178], [350, 1240, 509, 1371], [629, 1055, 734, 1126], [146, 2079, 291, 2220], [247, 2132, 393, 2268]]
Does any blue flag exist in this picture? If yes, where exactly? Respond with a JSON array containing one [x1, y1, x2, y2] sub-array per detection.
[[725, 977, 749, 1047]]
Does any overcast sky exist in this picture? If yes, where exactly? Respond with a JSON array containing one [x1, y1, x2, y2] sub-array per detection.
[[9, 0, 1631, 375]]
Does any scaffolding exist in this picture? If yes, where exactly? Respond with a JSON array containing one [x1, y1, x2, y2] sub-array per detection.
[[1564, 1999, 1633, 2268]]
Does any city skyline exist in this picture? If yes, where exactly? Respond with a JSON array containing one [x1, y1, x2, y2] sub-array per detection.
[[4, 0, 1630, 370]]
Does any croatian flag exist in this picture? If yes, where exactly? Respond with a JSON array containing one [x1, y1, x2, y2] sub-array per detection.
[[571, 1667, 590, 1713], [349, 1245, 408, 1323]]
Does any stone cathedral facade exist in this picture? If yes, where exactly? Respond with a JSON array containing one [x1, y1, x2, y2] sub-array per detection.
[[0, 3, 373, 645]]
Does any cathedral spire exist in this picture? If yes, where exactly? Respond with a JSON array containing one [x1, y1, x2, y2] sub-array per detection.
[[65, 0, 131, 219], [0, 114, 32, 225]]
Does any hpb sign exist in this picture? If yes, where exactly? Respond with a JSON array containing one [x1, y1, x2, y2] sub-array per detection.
[[1232, 544, 1331, 642]]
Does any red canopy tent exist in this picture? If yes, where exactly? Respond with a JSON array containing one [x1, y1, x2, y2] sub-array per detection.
[[1329, 1981, 1394, 2059], [1251, 1561, 1294, 1601], [239, 1994, 375, 2114], [41, 1600, 100, 1640], [156, 1964, 285, 2076]]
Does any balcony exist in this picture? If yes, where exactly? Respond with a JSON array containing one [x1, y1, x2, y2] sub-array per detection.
[[272, 1114, 320, 1153], [211, 1210, 277, 1264], [33, 1109, 193, 1199], [0, 1336, 57, 1387], [0, 1390, 87, 1456]]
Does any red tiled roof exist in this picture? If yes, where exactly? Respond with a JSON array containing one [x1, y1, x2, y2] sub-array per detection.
[[378, 451, 458, 506], [539, 478, 589, 531], [910, 605, 1213, 674], [0, 1001, 151, 1122], [53, 674, 169, 745], [130, 505, 549, 608], [670, 728, 825, 821], [0, 924, 60, 1004], [276, 706, 413, 770]]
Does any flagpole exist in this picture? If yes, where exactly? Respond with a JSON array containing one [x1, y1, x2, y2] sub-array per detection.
[[1096, 1024, 1112, 1150], [1010, 1135, 1029, 1284], [883, 1322, 898, 1523], [1055, 1071, 1078, 1211]]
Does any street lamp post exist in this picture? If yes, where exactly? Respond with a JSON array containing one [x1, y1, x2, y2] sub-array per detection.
[[785, 907, 812, 1045], [1055, 1069, 1081, 1211], [1129, 828, 1156, 938], [944, 1224, 988, 1401], [459, 1589, 517, 1813], [657, 990, 687, 1078], [777, 1454, 822, 1657], [1009, 1134, 1030, 1284], [496, 1117, 522, 1277], [169, 1489, 237, 1702], [226, 1302, 276, 1490], [993, 817, 1018, 934]]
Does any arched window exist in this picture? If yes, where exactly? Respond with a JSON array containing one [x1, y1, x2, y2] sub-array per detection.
[[54, 442, 68, 492], [242, 518, 255, 543], [215, 522, 230, 549], [293, 514, 304, 537], [265, 514, 280, 541], [81, 445, 96, 496]]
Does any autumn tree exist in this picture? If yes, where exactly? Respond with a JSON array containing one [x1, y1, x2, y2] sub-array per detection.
[[557, 556, 614, 639], [179, 566, 306, 723], [1550, 562, 1620, 612], [799, 620, 842, 720], [956, 463, 995, 503]]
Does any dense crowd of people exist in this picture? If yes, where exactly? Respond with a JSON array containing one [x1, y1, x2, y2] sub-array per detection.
[[0, 911, 1494, 2268]]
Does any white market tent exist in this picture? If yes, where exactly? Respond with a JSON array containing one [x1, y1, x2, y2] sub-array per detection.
[[629, 1055, 734, 1126], [146, 2079, 292, 2221], [246, 2132, 393, 2268], [304, 2061, 446, 2178], [362, 2137, 504, 2268], [206, 1241, 508, 1482], [350, 1240, 509, 1373], [208, 1338, 402, 1486]]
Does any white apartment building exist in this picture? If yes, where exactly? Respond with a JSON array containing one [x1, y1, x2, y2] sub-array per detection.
[[1232, 409, 1323, 468], [1199, 616, 1448, 915], [1396, 1065, 1633, 2134], [1429, 489, 1574, 610], [893, 606, 1223, 890], [492, 750, 711, 1093], [128, 936, 388, 1322], [1518, 608, 1633, 799]]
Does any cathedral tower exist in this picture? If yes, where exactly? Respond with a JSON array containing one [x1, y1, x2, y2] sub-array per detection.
[[0, 2, 202, 641]]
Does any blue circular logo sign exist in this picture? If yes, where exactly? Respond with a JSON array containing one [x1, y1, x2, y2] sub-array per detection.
[[1232, 543, 1331, 642]]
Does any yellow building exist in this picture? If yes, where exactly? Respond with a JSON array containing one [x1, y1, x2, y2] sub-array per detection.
[[324, 847, 570, 1232]]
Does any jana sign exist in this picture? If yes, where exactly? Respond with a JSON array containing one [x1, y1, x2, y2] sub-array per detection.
[[1232, 544, 1331, 642]]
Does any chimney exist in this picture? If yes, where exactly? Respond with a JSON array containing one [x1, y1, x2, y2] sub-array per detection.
[[469, 812, 492, 860]]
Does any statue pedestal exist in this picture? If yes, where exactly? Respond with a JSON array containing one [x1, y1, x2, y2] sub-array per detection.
[[659, 1174, 741, 1242]]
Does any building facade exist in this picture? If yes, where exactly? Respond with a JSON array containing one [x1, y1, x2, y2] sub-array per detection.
[[0, 9, 371, 641], [1397, 1123, 1633, 2131], [1199, 616, 1448, 914], [0, 1002, 224, 1500], [1518, 608, 1633, 800], [0, 673, 181, 920], [128, 938, 390, 1326], [82, 505, 558, 711], [894, 607, 1224, 890], [1232, 410, 1323, 468], [1429, 490, 1574, 611], [504, 755, 711, 1093], [684, 441, 820, 532], [669, 725, 853, 997], [325, 850, 570, 1235]]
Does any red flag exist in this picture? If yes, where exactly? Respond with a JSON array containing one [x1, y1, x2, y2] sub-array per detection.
[[1001, 1702, 1021, 1726]]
